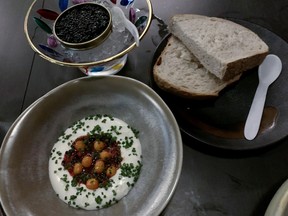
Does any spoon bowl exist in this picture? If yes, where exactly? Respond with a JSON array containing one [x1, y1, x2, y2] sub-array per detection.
[[259, 55, 282, 84]]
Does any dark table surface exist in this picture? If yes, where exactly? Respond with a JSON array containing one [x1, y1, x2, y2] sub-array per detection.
[[1, 0, 288, 215]]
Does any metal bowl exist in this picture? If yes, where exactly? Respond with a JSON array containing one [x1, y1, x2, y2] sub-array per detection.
[[0, 76, 183, 215]]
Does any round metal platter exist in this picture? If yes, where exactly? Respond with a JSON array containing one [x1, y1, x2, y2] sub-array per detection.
[[0, 76, 183, 216]]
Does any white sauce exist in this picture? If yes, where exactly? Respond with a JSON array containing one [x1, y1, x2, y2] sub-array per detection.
[[49, 115, 142, 210]]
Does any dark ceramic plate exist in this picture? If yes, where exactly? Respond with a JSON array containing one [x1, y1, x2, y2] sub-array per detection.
[[151, 19, 288, 150], [0, 76, 182, 216]]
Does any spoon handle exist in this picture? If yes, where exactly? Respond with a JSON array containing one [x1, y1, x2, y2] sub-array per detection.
[[244, 83, 268, 140]]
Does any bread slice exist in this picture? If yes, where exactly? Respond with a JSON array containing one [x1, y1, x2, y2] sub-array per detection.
[[169, 14, 269, 80], [153, 36, 241, 99]]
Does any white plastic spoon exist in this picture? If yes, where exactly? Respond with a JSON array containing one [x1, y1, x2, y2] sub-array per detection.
[[244, 54, 282, 140], [111, 6, 139, 47]]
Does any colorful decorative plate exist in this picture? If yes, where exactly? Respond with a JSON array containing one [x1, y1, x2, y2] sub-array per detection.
[[24, 0, 152, 75]]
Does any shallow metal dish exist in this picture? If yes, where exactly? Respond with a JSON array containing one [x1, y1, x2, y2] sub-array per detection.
[[0, 76, 183, 216]]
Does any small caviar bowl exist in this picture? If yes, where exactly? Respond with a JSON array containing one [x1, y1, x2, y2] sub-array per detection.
[[53, 3, 112, 50]]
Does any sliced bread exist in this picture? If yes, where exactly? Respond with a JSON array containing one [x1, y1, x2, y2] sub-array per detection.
[[153, 36, 241, 99], [169, 14, 269, 80]]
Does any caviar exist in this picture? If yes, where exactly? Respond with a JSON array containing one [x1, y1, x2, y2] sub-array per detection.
[[55, 4, 110, 43]]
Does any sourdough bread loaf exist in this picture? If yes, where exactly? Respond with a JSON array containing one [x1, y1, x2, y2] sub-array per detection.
[[169, 14, 269, 80], [153, 36, 241, 98]]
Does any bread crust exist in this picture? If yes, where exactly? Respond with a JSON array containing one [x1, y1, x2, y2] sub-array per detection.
[[153, 69, 221, 99], [224, 52, 268, 80]]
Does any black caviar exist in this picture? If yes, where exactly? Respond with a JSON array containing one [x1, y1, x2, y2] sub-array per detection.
[[55, 4, 110, 43]]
